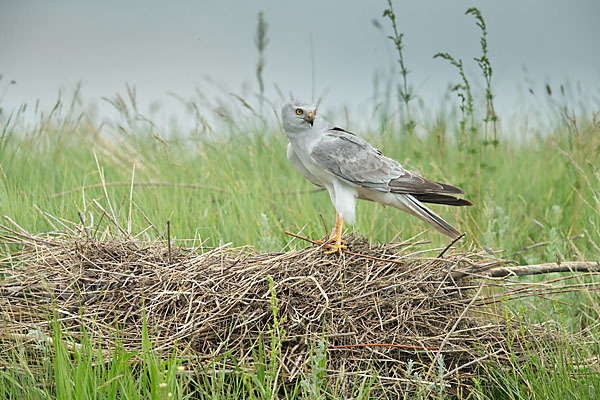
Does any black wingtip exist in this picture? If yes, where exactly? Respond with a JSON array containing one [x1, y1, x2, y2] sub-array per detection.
[[413, 193, 473, 207], [438, 182, 465, 194]]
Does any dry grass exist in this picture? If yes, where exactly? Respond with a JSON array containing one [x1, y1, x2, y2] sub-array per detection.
[[1, 210, 598, 396]]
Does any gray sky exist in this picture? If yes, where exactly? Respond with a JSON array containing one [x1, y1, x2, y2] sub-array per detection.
[[1, 0, 599, 127]]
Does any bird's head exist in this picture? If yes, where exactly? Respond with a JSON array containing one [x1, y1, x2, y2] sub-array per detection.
[[281, 101, 317, 137]]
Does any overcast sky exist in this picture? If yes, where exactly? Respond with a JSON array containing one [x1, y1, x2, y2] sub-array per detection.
[[1, 0, 599, 127]]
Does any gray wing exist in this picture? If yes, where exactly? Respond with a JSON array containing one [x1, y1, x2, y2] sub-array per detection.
[[310, 127, 465, 195]]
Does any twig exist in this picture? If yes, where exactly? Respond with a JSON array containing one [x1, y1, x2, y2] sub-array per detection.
[[284, 231, 319, 245], [131, 200, 162, 238], [167, 220, 172, 264], [319, 214, 329, 236], [128, 163, 135, 235], [2, 216, 30, 235], [510, 241, 550, 256], [280, 224, 308, 252], [437, 233, 465, 258], [78, 211, 90, 241], [485, 261, 600, 278], [92, 199, 129, 237], [94, 150, 119, 229]]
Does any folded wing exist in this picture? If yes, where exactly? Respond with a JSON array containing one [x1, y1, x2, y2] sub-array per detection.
[[309, 127, 472, 206]]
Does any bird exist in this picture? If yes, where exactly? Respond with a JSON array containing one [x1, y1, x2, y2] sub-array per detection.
[[281, 100, 472, 254]]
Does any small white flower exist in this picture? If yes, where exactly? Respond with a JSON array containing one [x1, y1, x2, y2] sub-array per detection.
[[159, 382, 167, 389], [177, 365, 185, 372], [167, 393, 173, 398]]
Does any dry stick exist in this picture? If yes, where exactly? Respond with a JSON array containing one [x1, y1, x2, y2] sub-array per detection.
[[437, 233, 465, 258], [128, 164, 135, 235], [284, 231, 319, 245], [0, 224, 32, 243], [49, 181, 225, 198], [37, 209, 78, 235], [279, 224, 308, 252], [485, 261, 600, 278], [510, 241, 550, 256], [478, 283, 600, 306], [93, 211, 106, 239], [78, 211, 90, 241], [131, 200, 162, 238], [92, 200, 129, 237], [167, 220, 172, 264], [2, 216, 30, 235], [331, 343, 439, 351], [319, 214, 329, 237], [94, 150, 119, 229], [567, 233, 585, 241]]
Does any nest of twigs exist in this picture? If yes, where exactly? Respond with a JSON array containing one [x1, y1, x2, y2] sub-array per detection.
[[1, 214, 598, 397]]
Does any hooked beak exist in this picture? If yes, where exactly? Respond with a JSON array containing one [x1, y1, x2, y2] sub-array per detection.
[[305, 111, 314, 127]]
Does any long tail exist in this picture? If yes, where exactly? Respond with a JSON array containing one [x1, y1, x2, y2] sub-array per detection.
[[392, 194, 462, 239]]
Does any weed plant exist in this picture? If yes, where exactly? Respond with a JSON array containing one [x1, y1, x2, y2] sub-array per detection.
[[382, 0, 415, 134]]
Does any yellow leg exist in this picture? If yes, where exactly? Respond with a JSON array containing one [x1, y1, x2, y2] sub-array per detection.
[[324, 214, 347, 255], [317, 213, 339, 243], [332, 213, 340, 238]]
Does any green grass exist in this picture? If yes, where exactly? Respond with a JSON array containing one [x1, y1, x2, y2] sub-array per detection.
[[475, 325, 600, 400], [0, 315, 191, 400]]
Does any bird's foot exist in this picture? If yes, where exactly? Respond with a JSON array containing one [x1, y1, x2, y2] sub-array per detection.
[[322, 236, 347, 255], [319, 213, 347, 255]]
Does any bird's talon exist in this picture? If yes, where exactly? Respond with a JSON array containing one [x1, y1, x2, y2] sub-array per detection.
[[323, 242, 347, 255]]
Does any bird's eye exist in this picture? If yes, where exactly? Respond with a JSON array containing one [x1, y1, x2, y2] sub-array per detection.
[[295, 109, 303, 115]]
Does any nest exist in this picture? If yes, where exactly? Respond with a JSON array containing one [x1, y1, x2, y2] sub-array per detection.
[[1, 215, 596, 397]]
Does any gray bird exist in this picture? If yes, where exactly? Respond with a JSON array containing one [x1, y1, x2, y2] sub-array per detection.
[[281, 100, 472, 253]]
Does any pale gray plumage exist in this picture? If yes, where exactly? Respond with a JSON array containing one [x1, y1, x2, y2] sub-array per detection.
[[281, 100, 471, 239]]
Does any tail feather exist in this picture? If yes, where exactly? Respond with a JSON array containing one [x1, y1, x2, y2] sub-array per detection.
[[393, 194, 462, 239]]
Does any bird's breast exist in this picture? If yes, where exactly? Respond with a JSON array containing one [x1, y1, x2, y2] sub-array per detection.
[[289, 142, 335, 186]]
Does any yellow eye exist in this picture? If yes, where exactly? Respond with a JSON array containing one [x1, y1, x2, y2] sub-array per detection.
[[295, 109, 303, 115]]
